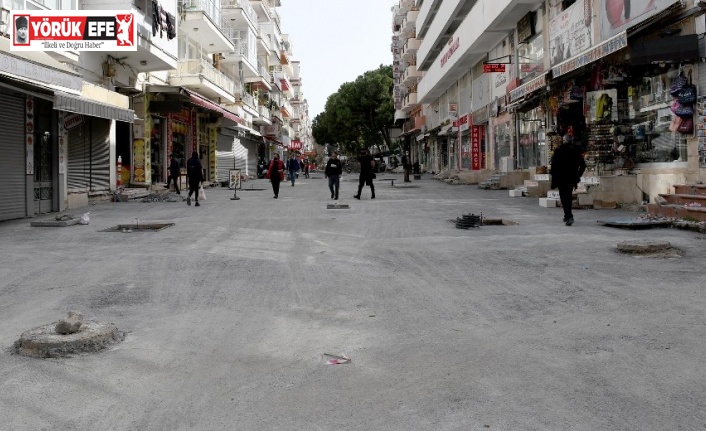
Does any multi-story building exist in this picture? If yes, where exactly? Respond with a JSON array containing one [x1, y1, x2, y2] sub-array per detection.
[[393, 0, 706, 202], [0, 0, 308, 221]]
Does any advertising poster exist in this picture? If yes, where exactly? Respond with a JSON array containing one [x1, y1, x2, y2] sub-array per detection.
[[586, 89, 618, 123], [549, 0, 593, 66], [601, 0, 680, 39]]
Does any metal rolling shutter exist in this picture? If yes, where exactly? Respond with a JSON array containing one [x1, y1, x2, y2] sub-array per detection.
[[0, 94, 26, 221], [240, 138, 259, 177], [233, 138, 248, 175], [216, 134, 235, 183], [67, 117, 111, 191]]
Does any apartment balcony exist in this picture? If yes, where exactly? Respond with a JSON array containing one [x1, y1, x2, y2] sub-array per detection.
[[169, 58, 236, 103], [403, 91, 418, 111], [403, 64, 422, 85], [221, 0, 258, 29], [280, 101, 292, 118], [178, 0, 234, 53], [244, 64, 272, 90], [78, 0, 178, 72], [254, 105, 272, 125], [219, 35, 259, 77], [251, 0, 279, 20], [402, 9, 419, 33], [257, 26, 272, 54], [402, 37, 421, 61]]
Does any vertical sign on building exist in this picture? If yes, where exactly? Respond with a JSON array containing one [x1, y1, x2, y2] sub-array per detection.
[[26, 96, 34, 175], [191, 109, 198, 156], [471, 125, 481, 170]]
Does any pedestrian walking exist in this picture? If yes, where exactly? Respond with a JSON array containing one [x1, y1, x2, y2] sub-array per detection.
[[402, 151, 411, 182], [167, 154, 181, 194], [186, 151, 203, 207], [354, 149, 376, 200], [286, 154, 300, 186], [267, 153, 285, 199], [324, 151, 343, 200], [303, 159, 310, 178], [550, 135, 586, 226]]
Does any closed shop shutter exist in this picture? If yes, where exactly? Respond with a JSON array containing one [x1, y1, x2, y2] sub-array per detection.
[[233, 138, 248, 175], [239, 137, 259, 176], [216, 134, 235, 183], [0, 93, 26, 221], [67, 117, 111, 192]]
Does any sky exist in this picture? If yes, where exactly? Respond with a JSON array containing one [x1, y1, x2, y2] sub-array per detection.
[[279, 0, 398, 119]]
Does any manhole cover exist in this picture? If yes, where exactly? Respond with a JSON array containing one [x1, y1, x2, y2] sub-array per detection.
[[327, 204, 350, 209], [483, 218, 519, 226], [102, 223, 174, 232], [14, 313, 125, 358], [239, 188, 267, 191]]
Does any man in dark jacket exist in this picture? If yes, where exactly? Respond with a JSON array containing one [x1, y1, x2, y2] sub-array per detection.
[[186, 151, 204, 207], [324, 151, 343, 200], [167, 154, 181, 194], [550, 135, 586, 226], [354, 149, 376, 200], [286, 154, 300, 186]]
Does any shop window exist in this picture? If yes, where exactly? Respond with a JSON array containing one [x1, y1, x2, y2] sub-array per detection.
[[494, 122, 511, 170]]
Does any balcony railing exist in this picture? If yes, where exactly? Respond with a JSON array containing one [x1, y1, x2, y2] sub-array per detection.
[[257, 105, 271, 121], [178, 0, 221, 26], [171, 58, 234, 94], [221, 0, 258, 24], [238, 92, 256, 108]]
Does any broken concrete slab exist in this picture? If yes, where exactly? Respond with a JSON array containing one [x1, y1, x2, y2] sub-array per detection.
[[30, 218, 81, 227]]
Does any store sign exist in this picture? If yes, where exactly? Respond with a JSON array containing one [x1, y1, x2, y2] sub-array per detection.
[[551, 31, 627, 78], [289, 139, 302, 151], [473, 106, 489, 125], [484, 63, 506, 73], [471, 126, 482, 170], [517, 12, 535, 43], [548, 0, 593, 67], [472, 75, 489, 110], [440, 37, 460, 67], [64, 113, 84, 130], [508, 73, 547, 103], [600, 0, 680, 39], [0, 52, 83, 91], [449, 103, 458, 114], [10, 11, 136, 52], [457, 114, 470, 132]]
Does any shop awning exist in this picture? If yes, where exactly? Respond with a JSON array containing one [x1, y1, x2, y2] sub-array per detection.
[[184, 89, 242, 124], [550, 31, 627, 79], [54, 92, 135, 123]]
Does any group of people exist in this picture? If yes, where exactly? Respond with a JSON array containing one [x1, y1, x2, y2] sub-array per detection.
[[174, 140, 585, 227], [263, 149, 377, 201]]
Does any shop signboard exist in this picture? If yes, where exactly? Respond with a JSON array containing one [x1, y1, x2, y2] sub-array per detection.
[[551, 31, 627, 78], [508, 73, 547, 103], [484, 63, 506, 73], [549, 0, 593, 67], [472, 74, 489, 111], [600, 0, 680, 39], [229, 169, 241, 190], [517, 12, 535, 43], [458, 114, 470, 132], [471, 126, 482, 170]]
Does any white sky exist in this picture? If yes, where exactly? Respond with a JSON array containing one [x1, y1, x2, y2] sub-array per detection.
[[279, 0, 398, 119]]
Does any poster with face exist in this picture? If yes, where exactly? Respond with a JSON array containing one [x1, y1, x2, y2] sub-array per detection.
[[601, 0, 679, 39], [549, 0, 593, 67], [586, 89, 619, 122]]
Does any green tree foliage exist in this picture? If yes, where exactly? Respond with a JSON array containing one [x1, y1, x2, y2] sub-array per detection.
[[312, 65, 394, 156]]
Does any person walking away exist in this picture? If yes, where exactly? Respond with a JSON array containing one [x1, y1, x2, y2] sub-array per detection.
[[354, 149, 376, 199], [304, 159, 310, 178], [550, 135, 586, 226], [402, 151, 411, 182], [267, 153, 285, 198], [167, 154, 181, 194], [286, 154, 300, 186], [186, 151, 203, 206], [324, 151, 343, 200]]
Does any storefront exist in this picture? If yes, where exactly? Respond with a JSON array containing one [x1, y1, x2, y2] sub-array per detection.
[[508, 73, 549, 169]]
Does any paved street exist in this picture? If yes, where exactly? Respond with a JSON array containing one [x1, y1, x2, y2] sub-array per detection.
[[1, 173, 705, 431]]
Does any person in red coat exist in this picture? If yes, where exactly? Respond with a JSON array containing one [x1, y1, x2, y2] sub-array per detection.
[[267, 153, 285, 199]]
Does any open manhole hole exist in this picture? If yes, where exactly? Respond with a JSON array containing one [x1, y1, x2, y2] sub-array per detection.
[[616, 240, 683, 258], [102, 222, 174, 232]]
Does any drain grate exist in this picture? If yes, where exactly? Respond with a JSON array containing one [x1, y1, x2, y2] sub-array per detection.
[[102, 223, 174, 232]]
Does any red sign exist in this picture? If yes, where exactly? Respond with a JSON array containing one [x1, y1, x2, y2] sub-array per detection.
[[471, 126, 481, 171], [483, 63, 506, 73], [289, 139, 302, 151]]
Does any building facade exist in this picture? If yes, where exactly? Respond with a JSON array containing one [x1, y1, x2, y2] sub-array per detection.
[[0, 0, 310, 222], [393, 0, 706, 201]]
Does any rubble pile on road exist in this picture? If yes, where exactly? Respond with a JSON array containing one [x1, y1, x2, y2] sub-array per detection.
[[140, 193, 181, 203]]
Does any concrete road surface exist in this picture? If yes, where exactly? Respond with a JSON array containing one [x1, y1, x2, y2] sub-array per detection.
[[1, 174, 705, 431]]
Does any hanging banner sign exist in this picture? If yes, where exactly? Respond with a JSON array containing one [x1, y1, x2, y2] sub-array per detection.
[[484, 64, 506, 73], [471, 126, 481, 171]]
